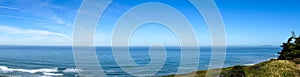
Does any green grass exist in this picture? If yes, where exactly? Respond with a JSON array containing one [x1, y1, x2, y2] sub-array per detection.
[[245, 59, 299, 77], [164, 59, 300, 77]]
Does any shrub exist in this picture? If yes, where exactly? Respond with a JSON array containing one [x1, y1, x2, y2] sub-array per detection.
[[292, 58, 300, 64], [278, 32, 300, 60]]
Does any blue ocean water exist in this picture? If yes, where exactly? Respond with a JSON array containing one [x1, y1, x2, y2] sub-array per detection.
[[0, 46, 280, 77]]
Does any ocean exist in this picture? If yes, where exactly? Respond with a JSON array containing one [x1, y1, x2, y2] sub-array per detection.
[[0, 46, 280, 77]]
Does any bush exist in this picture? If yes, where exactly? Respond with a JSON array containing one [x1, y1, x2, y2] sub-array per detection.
[[292, 58, 300, 64], [278, 32, 300, 60]]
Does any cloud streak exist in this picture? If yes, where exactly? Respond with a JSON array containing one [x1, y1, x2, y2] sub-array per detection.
[[0, 14, 50, 22], [0, 6, 26, 11], [0, 25, 70, 38], [0, 1, 74, 26]]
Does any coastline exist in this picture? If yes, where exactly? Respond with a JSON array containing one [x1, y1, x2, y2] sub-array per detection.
[[0, 46, 279, 77], [161, 56, 278, 77], [163, 59, 300, 77], [163, 33, 300, 77]]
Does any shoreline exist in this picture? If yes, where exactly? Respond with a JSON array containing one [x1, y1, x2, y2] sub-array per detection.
[[163, 59, 300, 77], [162, 57, 276, 76]]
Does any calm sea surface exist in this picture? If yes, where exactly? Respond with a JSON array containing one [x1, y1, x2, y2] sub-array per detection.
[[0, 46, 280, 77]]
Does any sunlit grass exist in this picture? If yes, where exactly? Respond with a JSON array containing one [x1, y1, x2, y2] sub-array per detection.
[[164, 59, 300, 77]]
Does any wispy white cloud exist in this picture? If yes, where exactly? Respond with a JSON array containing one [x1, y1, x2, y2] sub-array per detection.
[[34, 1, 74, 26], [0, 5, 69, 26], [0, 1, 74, 26], [50, 16, 72, 26], [0, 6, 26, 11], [0, 14, 49, 22], [0, 25, 72, 45], [0, 14, 72, 26], [0, 0, 79, 45], [0, 25, 70, 38]]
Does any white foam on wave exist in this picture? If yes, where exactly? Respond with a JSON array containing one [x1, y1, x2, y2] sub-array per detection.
[[0, 66, 64, 76], [0, 66, 58, 73], [63, 68, 79, 73], [40, 76, 51, 77], [244, 63, 256, 66], [43, 72, 63, 76], [243, 57, 277, 66]]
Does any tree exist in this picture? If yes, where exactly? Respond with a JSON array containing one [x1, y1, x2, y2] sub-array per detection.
[[278, 31, 300, 60]]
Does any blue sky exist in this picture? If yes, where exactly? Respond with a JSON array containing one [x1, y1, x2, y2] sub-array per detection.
[[0, 0, 299, 46]]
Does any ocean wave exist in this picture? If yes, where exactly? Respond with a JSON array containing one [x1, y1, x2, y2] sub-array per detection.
[[243, 63, 256, 66], [0, 66, 79, 76], [63, 68, 79, 73], [0, 66, 57, 73], [243, 57, 276, 66], [43, 72, 63, 76]]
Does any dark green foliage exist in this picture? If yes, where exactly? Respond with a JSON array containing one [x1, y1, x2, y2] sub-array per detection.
[[292, 58, 300, 64], [221, 66, 246, 77], [278, 31, 300, 60], [164, 33, 300, 77]]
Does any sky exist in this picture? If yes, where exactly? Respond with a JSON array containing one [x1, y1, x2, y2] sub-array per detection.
[[0, 0, 299, 46]]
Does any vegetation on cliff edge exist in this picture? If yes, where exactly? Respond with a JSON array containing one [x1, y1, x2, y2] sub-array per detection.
[[164, 32, 300, 77]]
